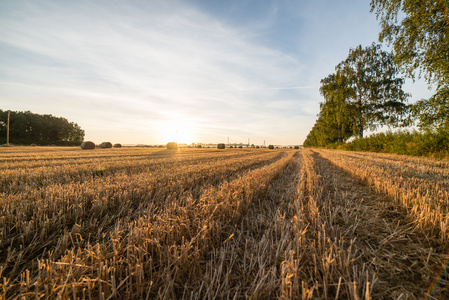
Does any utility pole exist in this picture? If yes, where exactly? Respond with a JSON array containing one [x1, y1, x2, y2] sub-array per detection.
[[6, 111, 10, 145]]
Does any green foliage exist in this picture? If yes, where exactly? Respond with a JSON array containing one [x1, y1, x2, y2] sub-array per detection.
[[303, 81, 355, 148], [336, 129, 449, 158], [370, 0, 449, 130], [306, 1, 449, 151], [0, 109, 85, 145], [412, 85, 449, 130], [335, 43, 410, 137], [370, 0, 449, 85], [319, 73, 356, 141], [304, 44, 409, 147]]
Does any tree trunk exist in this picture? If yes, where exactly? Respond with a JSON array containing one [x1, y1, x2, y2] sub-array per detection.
[[338, 126, 342, 142], [357, 94, 363, 138], [358, 123, 364, 138]]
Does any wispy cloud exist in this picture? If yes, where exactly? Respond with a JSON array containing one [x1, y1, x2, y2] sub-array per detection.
[[0, 0, 325, 144]]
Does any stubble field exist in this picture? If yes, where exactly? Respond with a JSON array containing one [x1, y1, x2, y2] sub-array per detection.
[[0, 146, 448, 299]]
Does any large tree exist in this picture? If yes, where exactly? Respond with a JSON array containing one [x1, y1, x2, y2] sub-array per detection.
[[319, 73, 355, 142], [335, 43, 409, 137], [370, 0, 449, 129]]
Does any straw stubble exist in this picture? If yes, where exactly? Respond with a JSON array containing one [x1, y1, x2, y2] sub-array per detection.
[[0, 147, 447, 299]]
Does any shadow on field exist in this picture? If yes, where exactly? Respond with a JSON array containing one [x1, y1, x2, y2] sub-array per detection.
[[310, 150, 448, 299], [151, 149, 179, 157]]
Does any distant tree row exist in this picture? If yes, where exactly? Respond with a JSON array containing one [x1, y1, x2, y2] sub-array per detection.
[[0, 109, 85, 145], [304, 0, 449, 147], [304, 44, 409, 147]]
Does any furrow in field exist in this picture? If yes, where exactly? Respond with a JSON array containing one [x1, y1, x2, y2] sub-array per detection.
[[338, 151, 449, 181], [0, 151, 287, 292], [0, 152, 160, 170], [0, 148, 245, 169], [6, 152, 295, 298], [0, 148, 159, 165], [0, 150, 269, 194], [309, 150, 448, 299], [316, 149, 449, 243], [185, 151, 302, 299], [347, 150, 449, 169], [0, 147, 241, 163], [0, 151, 282, 243], [271, 148, 372, 299]]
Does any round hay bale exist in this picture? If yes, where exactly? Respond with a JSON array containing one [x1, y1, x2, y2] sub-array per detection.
[[167, 142, 178, 150], [256, 146, 260, 149], [238, 146, 243, 148], [81, 141, 95, 150], [294, 146, 299, 149], [268, 145, 274, 149], [100, 142, 112, 148], [113, 143, 122, 148], [217, 143, 225, 149]]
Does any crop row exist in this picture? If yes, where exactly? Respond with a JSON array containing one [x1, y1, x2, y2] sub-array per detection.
[[316, 149, 449, 243], [0, 150, 272, 194], [0, 149, 288, 295], [1, 148, 448, 299], [0, 147, 241, 169], [1, 149, 295, 298]]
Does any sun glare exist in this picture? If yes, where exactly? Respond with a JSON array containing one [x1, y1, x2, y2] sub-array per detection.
[[160, 120, 196, 145]]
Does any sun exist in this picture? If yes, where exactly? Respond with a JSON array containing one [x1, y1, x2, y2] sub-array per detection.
[[159, 120, 196, 145]]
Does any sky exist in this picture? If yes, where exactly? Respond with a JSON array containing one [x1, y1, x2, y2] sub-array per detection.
[[0, 0, 433, 145]]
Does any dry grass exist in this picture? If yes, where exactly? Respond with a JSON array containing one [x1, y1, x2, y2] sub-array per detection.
[[0, 147, 447, 299]]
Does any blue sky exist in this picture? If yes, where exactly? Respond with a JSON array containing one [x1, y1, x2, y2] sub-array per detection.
[[0, 0, 432, 145]]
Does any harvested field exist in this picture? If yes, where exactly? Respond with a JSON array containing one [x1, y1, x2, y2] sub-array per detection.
[[0, 146, 448, 299]]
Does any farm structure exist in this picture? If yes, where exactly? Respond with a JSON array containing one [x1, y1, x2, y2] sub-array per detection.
[[0, 147, 448, 299]]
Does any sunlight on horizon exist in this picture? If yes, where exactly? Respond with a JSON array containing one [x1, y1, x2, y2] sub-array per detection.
[[159, 120, 197, 145]]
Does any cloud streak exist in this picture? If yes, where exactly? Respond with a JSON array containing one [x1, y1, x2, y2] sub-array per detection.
[[1, 0, 402, 145], [1, 0, 319, 144]]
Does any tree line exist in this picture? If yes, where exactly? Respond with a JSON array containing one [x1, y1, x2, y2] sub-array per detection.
[[304, 0, 449, 148], [0, 109, 85, 146]]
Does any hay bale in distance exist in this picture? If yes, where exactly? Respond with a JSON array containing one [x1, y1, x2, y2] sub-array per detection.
[[80, 141, 95, 150], [294, 146, 299, 149], [167, 142, 178, 150], [113, 143, 122, 148], [100, 142, 112, 148], [217, 143, 225, 149], [268, 145, 274, 149]]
